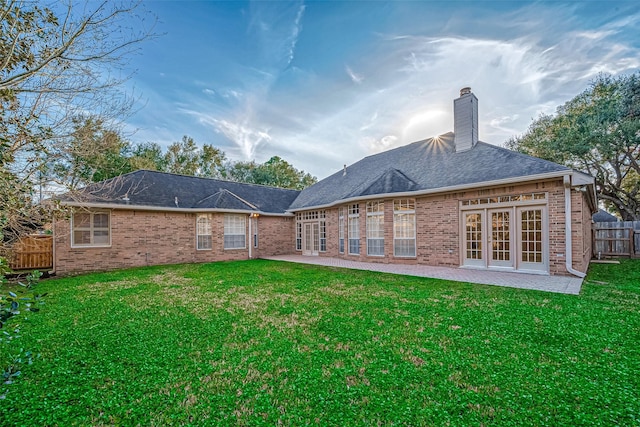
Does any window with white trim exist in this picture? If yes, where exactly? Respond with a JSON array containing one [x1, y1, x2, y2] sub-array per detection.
[[319, 218, 326, 252], [366, 201, 384, 256], [196, 214, 212, 250], [296, 218, 302, 251], [393, 199, 416, 257], [224, 214, 246, 249], [72, 211, 110, 247], [348, 204, 360, 255], [338, 208, 345, 253], [253, 217, 258, 248]]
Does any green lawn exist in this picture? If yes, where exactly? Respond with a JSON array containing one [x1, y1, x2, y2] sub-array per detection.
[[1, 259, 639, 426]]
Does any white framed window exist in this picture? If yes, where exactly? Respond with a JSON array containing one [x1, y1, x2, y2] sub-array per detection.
[[295, 214, 302, 251], [366, 201, 384, 256], [338, 207, 345, 254], [253, 217, 258, 248], [393, 199, 416, 257], [319, 218, 326, 252], [71, 211, 111, 247], [348, 204, 360, 255], [196, 214, 212, 250], [224, 214, 246, 249]]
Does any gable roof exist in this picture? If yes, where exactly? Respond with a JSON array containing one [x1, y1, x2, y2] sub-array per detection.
[[289, 132, 571, 210], [593, 209, 618, 222], [63, 170, 300, 215]]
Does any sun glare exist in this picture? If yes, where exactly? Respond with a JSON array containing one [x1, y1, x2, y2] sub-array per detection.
[[401, 110, 448, 143]]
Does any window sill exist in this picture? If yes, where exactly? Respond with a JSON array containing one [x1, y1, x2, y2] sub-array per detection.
[[71, 244, 112, 249]]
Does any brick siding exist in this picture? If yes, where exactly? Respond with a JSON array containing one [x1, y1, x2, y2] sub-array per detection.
[[303, 179, 591, 276], [55, 179, 593, 276], [54, 210, 291, 275]]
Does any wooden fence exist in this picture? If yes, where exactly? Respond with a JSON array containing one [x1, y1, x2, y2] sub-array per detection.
[[9, 235, 53, 271], [593, 221, 640, 258]]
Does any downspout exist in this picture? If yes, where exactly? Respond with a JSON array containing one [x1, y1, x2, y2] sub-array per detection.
[[248, 215, 252, 259], [564, 175, 586, 278]]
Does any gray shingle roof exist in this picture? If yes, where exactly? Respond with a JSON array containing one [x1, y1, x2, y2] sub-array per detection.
[[593, 209, 618, 222], [289, 132, 570, 210], [68, 170, 300, 214]]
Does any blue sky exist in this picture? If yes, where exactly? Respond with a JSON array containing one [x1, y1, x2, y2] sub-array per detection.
[[125, 1, 640, 179]]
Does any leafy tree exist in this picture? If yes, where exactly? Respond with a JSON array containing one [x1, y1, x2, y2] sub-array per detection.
[[129, 142, 167, 172], [52, 116, 132, 189], [226, 160, 259, 184], [253, 156, 317, 189], [163, 136, 227, 178], [199, 144, 227, 179], [164, 136, 200, 176], [227, 156, 317, 189], [506, 73, 640, 220]]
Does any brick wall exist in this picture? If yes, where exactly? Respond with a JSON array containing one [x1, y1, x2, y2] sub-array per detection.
[[301, 178, 589, 276], [56, 178, 593, 277], [54, 210, 290, 275], [253, 216, 295, 258]]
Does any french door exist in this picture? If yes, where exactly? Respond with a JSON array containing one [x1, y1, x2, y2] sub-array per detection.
[[463, 206, 547, 273], [516, 207, 547, 272], [488, 209, 513, 269], [302, 222, 319, 256]]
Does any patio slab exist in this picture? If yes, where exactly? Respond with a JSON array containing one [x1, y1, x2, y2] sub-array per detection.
[[261, 255, 583, 295]]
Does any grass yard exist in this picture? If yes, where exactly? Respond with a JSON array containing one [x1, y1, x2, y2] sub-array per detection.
[[1, 259, 639, 426]]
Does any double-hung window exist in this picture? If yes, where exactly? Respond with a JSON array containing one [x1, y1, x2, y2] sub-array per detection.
[[224, 214, 246, 249], [393, 199, 416, 257], [196, 214, 212, 250], [348, 204, 360, 255], [319, 216, 327, 252], [72, 211, 110, 247], [338, 208, 345, 253], [366, 201, 384, 256]]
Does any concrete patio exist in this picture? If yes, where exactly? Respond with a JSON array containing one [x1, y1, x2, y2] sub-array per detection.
[[261, 255, 584, 295]]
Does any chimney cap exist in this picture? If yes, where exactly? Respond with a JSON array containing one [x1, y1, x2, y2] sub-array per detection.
[[459, 87, 472, 97]]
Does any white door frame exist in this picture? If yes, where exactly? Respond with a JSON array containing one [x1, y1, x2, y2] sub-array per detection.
[[488, 208, 514, 270], [515, 206, 549, 273], [302, 222, 319, 256], [462, 210, 485, 267], [461, 204, 549, 274]]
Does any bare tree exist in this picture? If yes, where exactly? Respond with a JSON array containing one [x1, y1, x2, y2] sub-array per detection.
[[0, 0, 156, 262]]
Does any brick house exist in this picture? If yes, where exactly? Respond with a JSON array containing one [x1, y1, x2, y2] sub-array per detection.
[[54, 88, 597, 277]]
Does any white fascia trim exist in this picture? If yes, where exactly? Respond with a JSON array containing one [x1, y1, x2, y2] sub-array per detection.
[[59, 201, 294, 217], [288, 170, 571, 212]]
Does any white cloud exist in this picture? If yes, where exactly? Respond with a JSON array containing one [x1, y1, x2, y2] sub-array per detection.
[[211, 118, 272, 159], [127, 3, 640, 179], [346, 65, 364, 84]]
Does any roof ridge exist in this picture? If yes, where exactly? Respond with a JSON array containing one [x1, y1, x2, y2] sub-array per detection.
[[220, 189, 258, 210], [193, 190, 224, 207], [133, 169, 302, 192]]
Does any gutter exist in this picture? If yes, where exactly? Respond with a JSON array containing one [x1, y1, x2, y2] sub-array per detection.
[[59, 201, 294, 217], [564, 175, 586, 278]]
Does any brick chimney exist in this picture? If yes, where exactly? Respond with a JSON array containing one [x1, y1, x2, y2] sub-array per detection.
[[453, 87, 478, 152]]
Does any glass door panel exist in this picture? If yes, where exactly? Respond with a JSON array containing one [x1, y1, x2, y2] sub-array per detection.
[[463, 211, 484, 267], [517, 207, 547, 272], [489, 209, 513, 268]]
